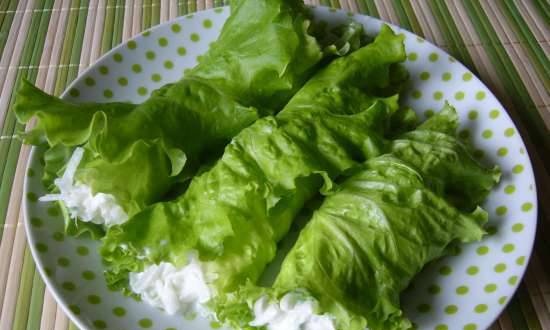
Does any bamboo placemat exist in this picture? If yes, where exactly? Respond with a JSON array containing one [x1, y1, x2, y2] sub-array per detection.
[[0, 0, 548, 329]]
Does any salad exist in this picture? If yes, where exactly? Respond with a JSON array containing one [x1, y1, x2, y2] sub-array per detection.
[[15, 0, 364, 236], [14, 0, 500, 329]]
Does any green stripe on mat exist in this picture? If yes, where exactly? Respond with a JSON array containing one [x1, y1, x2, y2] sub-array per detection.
[[462, 0, 550, 171], [0, 0, 20, 58], [100, 0, 116, 56], [329, 0, 341, 9], [532, 0, 550, 26], [152, 0, 160, 26], [518, 283, 543, 329], [500, 0, 550, 90], [391, 0, 412, 31], [0, 0, 10, 27], [26, 268, 46, 330], [67, 1, 90, 83], [178, 1, 186, 16], [357, 0, 379, 17], [12, 247, 35, 330], [54, 0, 81, 96], [428, 0, 477, 73], [0, 0, 54, 235], [142, 0, 152, 30], [392, 0, 423, 35], [111, 0, 124, 48], [188, 1, 197, 14], [506, 284, 532, 329]]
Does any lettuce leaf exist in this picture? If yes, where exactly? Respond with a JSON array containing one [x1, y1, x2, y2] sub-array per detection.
[[187, 0, 320, 112], [100, 24, 408, 293], [14, 80, 137, 146], [16, 79, 259, 218], [390, 103, 501, 210], [269, 156, 488, 330], [15, 0, 366, 233], [213, 106, 499, 330]]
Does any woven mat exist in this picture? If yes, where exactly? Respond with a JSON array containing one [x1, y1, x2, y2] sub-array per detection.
[[0, 0, 548, 329]]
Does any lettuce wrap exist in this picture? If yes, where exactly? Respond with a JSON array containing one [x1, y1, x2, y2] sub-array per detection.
[[214, 106, 500, 330], [100, 25, 409, 314], [15, 0, 365, 235]]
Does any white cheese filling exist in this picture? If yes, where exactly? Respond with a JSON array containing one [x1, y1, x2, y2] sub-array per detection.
[[250, 292, 336, 330], [39, 147, 128, 227], [129, 254, 213, 316]]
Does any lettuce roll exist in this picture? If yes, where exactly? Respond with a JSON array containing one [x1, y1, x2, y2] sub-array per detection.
[[216, 107, 500, 330], [15, 0, 362, 234], [100, 25, 408, 316]]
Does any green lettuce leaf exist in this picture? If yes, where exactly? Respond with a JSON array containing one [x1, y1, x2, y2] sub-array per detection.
[[14, 80, 137, 146], [101, 24, 408, 294], [309, 20, 369, 57], [41, 144, 73, 189], [16, 79, 259, 218], [269, 155, 488, 330], [391, 103, 501, 210], [186, 0, 320, 112], [16, 0, 365, 234], [213, 106, 500, 330]]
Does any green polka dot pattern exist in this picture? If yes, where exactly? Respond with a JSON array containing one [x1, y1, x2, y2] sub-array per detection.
[[139, 318, 153, 328], [24, 7, 536, 330], [177, 46, 187, 56], [484, 283, 497, 293], [118, 77, 128, 86], [462, 72, 472, 81], [62, 281, 76, 291], [76, 246, 89, 255], [158, 37, 168, 47], [456, 285, 469, 295], [428, 284, 441, 295], [93, 320, 107, 329], [171, 23, 181, 33], [113, 307, 126, 317], [495, 206, 507, 216], [439, 266, 452, 276], [476, 246, 489, 255], [82, 270, 95, 280], [151, 73, 162, 82], [30, 217, 43, 227], [489, 109, 500, 119], [417, 303, 431, 313], [444, 305, 458, 315], [145, 50, 156, 60], [127, 40, 137, 49]]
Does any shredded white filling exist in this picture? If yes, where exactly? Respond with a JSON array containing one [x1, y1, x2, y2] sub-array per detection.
[[39, 147, 128, 226], [250, 292, 335, 330], [129, 254, 213, 316]]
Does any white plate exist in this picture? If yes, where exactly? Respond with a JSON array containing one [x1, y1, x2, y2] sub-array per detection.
[[23, 6, 538, 330]]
